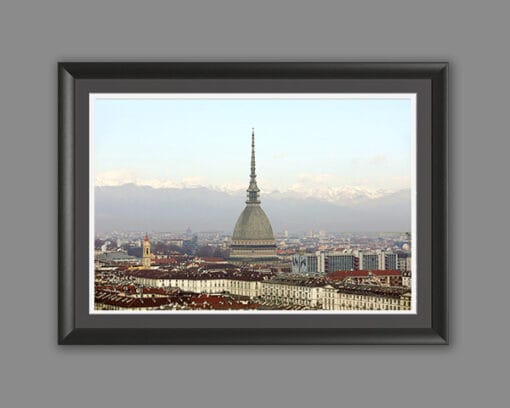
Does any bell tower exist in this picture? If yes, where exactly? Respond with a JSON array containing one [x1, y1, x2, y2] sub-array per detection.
[[142, 233, 151, 268]]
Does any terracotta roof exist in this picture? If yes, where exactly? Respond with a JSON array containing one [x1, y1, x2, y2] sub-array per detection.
[[200, 263, 238, 270], [169, 269, 275, 282], [154, 258, 178, 264], [267, 275, 329, 287], [95, 291, 172, 308], [125, 269, 170, 279], [337, 283, 410, 298]]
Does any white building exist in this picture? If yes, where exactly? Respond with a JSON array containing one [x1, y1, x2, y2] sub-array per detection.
[[123, 269, 411, 311], [322, 284, 411, 311], [259, 276, 325, 308]]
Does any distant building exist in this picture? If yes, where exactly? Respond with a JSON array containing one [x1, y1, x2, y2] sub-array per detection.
[[307, 254, 320, 273], [374, 250, 397, 270], [95, 251, 140, 265], [383, 252, 398, 270], [358, 251, 380, 270], [294, 251, 359, 274], [292, 252, 325, 274], [325, 253, 358, 272], [397, 252, 412, 271], [142, 233, 152, 267], [167, 239, 184, 248], [292, 253, 308, 274]]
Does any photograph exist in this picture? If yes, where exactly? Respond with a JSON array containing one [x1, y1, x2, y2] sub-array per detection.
[[91, 93, 416, 314]]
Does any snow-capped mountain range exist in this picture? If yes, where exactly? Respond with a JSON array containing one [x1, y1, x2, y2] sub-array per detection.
[[94, 183, 411, 233], [95, 178, 396, 205]]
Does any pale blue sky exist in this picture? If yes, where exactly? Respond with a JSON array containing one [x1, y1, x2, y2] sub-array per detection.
[[93, 96, 413, 192]]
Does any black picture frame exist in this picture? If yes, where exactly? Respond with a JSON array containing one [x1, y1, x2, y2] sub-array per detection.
[[59, 62, 448, 345]]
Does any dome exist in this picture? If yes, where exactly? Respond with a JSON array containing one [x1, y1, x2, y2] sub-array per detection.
[[232, 204, 275, 241]]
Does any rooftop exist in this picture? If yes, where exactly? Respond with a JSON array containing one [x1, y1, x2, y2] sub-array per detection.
[[327, 270, 401, 281], [337, 283, 410, 298]]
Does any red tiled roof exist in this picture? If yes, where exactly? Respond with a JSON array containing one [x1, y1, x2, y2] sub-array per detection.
[[337, 283, 410, 298], [154, 258, 177, 264], [169, 269, 275, 282], [202, 258, 225, 263], [95, 291, 172, 308], [125, 269, 170, 279]]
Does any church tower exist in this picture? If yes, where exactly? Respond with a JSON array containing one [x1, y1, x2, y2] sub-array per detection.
[[142, 233, 151, 268], [230, 129, 278, 263]]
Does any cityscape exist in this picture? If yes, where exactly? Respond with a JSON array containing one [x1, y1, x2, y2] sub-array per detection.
[[94, 126, 413, 313], [95, 229, 412, 312]]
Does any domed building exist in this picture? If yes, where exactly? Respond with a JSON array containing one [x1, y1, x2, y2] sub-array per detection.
[[230, 129, 278, 263]]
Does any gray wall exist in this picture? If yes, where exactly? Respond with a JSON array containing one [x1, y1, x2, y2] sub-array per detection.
[[0, 0, 507, 406]]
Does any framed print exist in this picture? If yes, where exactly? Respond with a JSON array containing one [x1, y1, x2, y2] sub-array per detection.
[[58, 62, 448, 344]]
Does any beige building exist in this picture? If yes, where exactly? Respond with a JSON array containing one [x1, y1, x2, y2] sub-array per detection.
[[124, 269, 411, 311], [259, 276, 324, 308], [323, 284, 411, 311]]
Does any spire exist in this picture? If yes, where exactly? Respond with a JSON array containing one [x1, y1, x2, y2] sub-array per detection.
[[250, 128, 256, 181], [144, 233, 149, 242], [246, 128, 260, 204]]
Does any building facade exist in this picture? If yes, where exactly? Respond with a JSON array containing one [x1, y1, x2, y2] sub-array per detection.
[[322, 284, 411, 311], [325, 253, 358, 272], [120, 269, 411, 311], [358, 252, 380, 270], [259, 276, 324, 308]]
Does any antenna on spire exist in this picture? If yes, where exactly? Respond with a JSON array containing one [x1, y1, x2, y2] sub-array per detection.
[[246, 128, 260, 204], [251, 128, 256, 178]]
